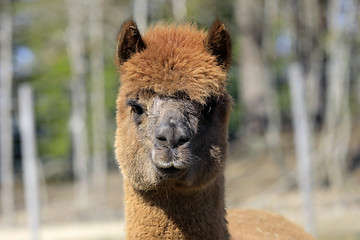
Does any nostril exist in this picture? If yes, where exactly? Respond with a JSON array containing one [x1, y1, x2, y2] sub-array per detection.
[[177, 136, 190, 146], [156, 135, 167, 142], [155, 124, 169, 143], [155, 121, 191, 148], [174, 127, 190, 147]]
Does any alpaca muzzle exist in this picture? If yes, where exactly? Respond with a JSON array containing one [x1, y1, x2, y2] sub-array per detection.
[[155, 116, 191, 149], [151, 147, 190, 179]]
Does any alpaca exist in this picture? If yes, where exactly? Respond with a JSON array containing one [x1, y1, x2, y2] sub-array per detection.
[[114, 20, 314, 240]]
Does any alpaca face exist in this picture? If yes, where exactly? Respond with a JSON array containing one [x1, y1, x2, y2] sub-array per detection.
[[115, 20, 231, 193], [120, 93, 229, 192]]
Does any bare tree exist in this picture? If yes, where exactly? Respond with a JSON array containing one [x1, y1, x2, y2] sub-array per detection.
[[357, 9, 360, 111], [235, 0, 270, 137], [321, 0, 355, 192], [235, 0, 284, 172], [88, 0, 107, 206], [18, 84, 40, 240], [0, 0, 14, 225], [262, 0, 286, 175], [288, 63, 315, 236], [65, 0, 90, 209], [289, 0, 324, 128], [171, 0, 187, 21], [134, 0, 148, 33], [288, 0, 328, 189]]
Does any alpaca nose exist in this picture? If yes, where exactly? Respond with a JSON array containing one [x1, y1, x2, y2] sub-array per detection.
[[155, 118, 191, 149]]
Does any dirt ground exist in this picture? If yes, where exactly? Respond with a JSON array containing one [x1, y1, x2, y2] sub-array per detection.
[[1, 154, 359, 240], [224, 155, 360, 240]]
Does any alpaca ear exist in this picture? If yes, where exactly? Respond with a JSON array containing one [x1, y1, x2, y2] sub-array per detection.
[[116, 20, 146, 66], [206, 20, 231, 70]]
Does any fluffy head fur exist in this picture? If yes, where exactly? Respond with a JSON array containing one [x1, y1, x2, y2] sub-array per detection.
[[116, 21, 230, 105], [115, 20, 232, 193]]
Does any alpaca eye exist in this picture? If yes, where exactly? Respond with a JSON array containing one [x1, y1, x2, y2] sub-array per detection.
[[126, 99, 145, 115], [126, 100, 145, 125], [203, 104, 212, 114], [131, 104, 144, 115], [202, 99, 216, 116]]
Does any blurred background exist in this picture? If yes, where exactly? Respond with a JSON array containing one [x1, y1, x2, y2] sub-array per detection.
[[0, 0, 360, 239]]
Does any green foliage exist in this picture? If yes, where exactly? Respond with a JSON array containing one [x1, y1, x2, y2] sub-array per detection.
[[14, 0, 71, 161], [34, 54, 71, 159], [13, 0, 125, 162], [12, 0, 241, 162], [187, 0, 234, 26]]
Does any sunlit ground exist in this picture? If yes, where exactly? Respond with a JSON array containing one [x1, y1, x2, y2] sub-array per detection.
[[1, 154, 359, 240]]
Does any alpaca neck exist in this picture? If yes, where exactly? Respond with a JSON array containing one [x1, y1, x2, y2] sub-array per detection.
[[123, 176, 229, 240]]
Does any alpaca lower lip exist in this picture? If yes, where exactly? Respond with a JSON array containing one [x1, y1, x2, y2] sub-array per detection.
[[155, 165, 188, 179], [151, 149, 189, 179]]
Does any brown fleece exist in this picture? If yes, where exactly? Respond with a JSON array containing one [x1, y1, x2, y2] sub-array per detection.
[[228, 209, 314, 240], [114, 20, 315, 240], [117, 23, 228, 105], [124, 177, 228, 239]]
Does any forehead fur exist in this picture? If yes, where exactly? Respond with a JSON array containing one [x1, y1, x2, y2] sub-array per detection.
[[118, 23, 228, 104]]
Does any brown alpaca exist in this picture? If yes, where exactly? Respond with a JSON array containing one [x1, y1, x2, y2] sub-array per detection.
[[114, 20, 314, 240]]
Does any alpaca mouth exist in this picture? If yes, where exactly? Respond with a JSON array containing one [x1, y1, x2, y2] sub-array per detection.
[[151, 149, 189, 179], [153, 157, 189, 178], [155, 165, 187, 179]]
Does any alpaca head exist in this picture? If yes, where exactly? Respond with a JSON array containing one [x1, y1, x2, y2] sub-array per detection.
[[115, 20, 232, 193]]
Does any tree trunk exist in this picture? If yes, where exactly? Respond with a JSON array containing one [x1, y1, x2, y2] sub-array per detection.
[[262, 0, 286, 177], [18, 84, 40, 240], [290, 0, 323, 128], [235, 0, 284, 174], [235, 0, 269, 138], [0, 0, 14, 225], [171, 0, 187, 21], [134, 0, 148, 33], [288, 63, 315, 236], [289, 0, 327, 190], [65, 0, 90, 210], [88, 0, 107, 206], [321, 0, 355, 193]]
